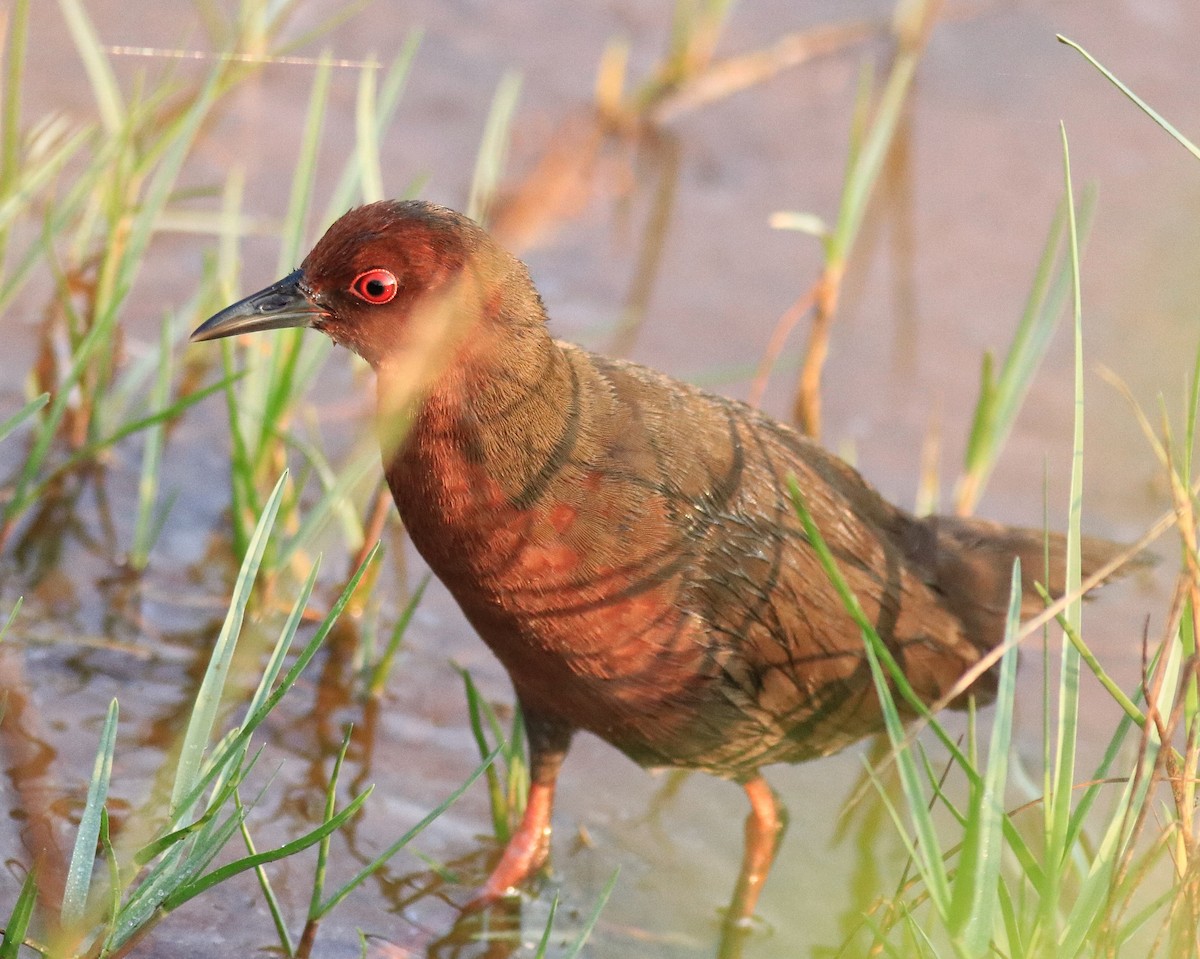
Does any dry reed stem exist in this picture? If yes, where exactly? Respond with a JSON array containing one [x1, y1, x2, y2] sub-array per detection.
[[793, 265, 842, 438], [748, 284, 818, 409], [647, 19, 885, 125]]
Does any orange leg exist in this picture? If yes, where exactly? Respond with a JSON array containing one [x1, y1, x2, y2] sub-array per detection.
[[725, 774, 786, 928], [469, 780, 557, 907], [466, 710, 572, 910]]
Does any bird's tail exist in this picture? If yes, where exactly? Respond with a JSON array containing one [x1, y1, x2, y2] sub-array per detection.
[[903, 514, 1145, 703]]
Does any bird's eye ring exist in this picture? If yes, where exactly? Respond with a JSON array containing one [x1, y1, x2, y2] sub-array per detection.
[[349, 269, 399, 304]]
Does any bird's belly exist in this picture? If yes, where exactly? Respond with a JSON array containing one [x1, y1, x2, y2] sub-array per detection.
[[391, 442, 800, 773], [457, 554, 722, 754]]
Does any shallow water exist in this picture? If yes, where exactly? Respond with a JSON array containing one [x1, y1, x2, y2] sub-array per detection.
[[2, 1, 1196, 956]]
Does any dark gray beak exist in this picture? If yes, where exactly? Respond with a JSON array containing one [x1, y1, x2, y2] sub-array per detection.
[[190, 269, 328, 342]]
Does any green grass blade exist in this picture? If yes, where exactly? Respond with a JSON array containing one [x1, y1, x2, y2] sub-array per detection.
[[237, 54, 332, 471], [957, 188, 1096, 513], [218, 338, 256, 554], [1043, 122, 1085, 935], [113, 758, 263, 948], [325, 31, 421, 217], [170, 471, 288, 814], [57, 0, 124, 133], [98, 807, 120, 949], [467, 70, 522, 226], [559, 869, 619, 959], [0, 598, 19, 641], [4, 53, 228, 526], [129, 316, 175, 568], [827, 15, 923, 267], [786, 477, 976, 779], [4, 295, 120, 521], [164, 787, 373, 911], [315, 746, 501, 917], [1058, 36, 1200, 161], [9, 371, 239, 520], [61, 698, 119, 930], [236, 794, 295, 957], [531, 894, 561, 959], [95, 43, 225, 320], [456, 665, 512, 840], [0, 393, 47, 443], [165, 545, 380, 827], [0, 122, 91, 237], [861, 620, 952, 917], [950, 564, 1020, 951], [136, 759, 248, 866], [1035, 582, 1146, 730], [0, 0, 32, 234], [354, 62, 383, 203], [0, 868, 38, 959], [367, 574, 429, 697], [278, 55, 331, 274], [308, 726, 353, 920], [1059, 744, 1157, 956], [244, 561, 319, 723], [275, 442, 377, 568]]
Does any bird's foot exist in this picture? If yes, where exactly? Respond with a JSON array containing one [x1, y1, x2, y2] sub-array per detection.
[[463, 781, 555, 912]]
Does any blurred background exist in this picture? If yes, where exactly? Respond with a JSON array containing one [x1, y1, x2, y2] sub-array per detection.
[[1, 1, 1197, 956]]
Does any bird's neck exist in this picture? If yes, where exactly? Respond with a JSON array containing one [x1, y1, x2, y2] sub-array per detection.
[[379, 316, 577, 531]]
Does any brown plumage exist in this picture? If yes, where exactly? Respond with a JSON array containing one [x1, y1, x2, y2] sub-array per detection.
[[192, 200, 1130, 920]]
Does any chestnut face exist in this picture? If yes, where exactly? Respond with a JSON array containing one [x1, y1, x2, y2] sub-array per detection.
[[191, 200, 483, 366]]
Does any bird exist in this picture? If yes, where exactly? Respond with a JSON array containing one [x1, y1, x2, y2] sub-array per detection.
[[192, 199, 1132, 925]]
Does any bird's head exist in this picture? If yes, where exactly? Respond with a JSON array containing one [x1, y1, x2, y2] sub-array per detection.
[[191, 200, 543, 374]]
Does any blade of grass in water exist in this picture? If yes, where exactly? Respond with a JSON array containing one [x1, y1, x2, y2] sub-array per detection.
[[167, 543, 380, 832], [236, 792, 295, 957], [129, 316, 175, 569], [785, 477, 976, 779], [240, 54, 332, 489], [0, 868, 38, 959], [246, 562, 320, 723], [170, 471, 288, 814], [60, 698, 120, 931], [312, 745, 501, 917], [467, 70, 522, 226], [161, 787, 373, 911], [354, 59, 384, 204], [956, 186, 1096, 516], [57, 0, 124, 134], [0, 599, 21, 641], [367, 573, 430, 697], [0, 393, 47, 444], [275, 440, 378, 569], [325, 31, 422, 218], [306, 728, 354, 930], [107, 547, 379, 955], [0, 121, 91, 238], [531, 894, 561, 959], [3, 34, 230, 530], [1058, 36, 1200, 162], [0, 0, 31, 275], [860, 608, 951, 918], [6, 370, 238, 526], [559, 869, 619, 959], [461, 667, 510, 838], [790, 0, 938, 437], [948, 564, 1019, 951], [1042, 123, 1084, 938]]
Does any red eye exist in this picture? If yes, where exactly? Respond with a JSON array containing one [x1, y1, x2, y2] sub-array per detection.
[[349, 268, 398, 304]]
